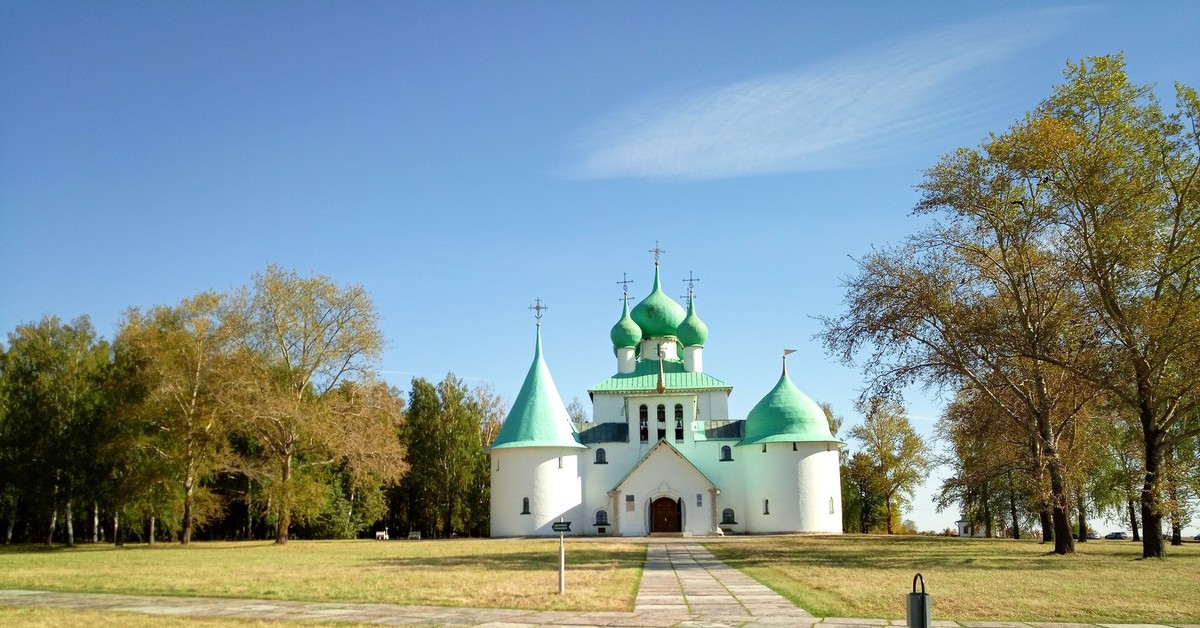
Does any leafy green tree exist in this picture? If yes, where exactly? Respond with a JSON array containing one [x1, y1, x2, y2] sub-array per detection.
[[225, 265, 389, 544], [841, 451, 887, 533], [848, 398, 931, 534], [0, 316, 110, 545], [981, 55, 1200, 558], [117, 292, 233, 543]]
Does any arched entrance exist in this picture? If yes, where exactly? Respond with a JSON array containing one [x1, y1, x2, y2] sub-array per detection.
[[650, 497, 681, 533]]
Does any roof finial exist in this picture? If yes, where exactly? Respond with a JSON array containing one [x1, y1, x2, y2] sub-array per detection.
[[782, 348, 797, 376], [528, 298, 548, 326], [649, 241, 665, 268], [681, 270, 700, 302], [617, 272, 634, 303]]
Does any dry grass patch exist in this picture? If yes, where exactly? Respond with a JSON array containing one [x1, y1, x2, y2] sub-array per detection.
[[705, 535, 1200, 623], [0, 607, 326, 628], [0, 539, 645, 611]]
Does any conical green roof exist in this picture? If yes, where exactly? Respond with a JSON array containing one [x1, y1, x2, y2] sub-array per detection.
[[610, 299, 643, 352], [738, 369, 839, 446], [630, 266, 685, 338], [489, 327, 586, 450], [677, 293, 708, 347]]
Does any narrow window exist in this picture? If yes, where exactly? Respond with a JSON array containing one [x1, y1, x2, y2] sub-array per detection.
[[558, 456, 563, 469], [696, 493, 703, 507], [639, 405, 649, 443], [720, 445, 732, 462], [722, 508, 736, 525], [625, 494, 635, 512], [657, 404, 667, 440], [521, 498, 530, 515], [761, 443, 767, 453], [595, 448, 607, 464], [763, 499, 770, 515], [674, 404, 684, 441], [595, 509, 609, 526], [829, 496, 835, 514], [793, 442, 798, 451]]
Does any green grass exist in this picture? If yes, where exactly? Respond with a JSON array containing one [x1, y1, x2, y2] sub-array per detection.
[[705, 534, 1200, 623], [0, 539, 646, 612], [0, 607, 326, 628]]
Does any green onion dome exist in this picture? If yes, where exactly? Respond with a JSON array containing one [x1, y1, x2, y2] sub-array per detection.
[[630, 266, 685, 338], [610, 299, 643, 353], [676, 294, 708, 347], [738, 371, 838, 446]]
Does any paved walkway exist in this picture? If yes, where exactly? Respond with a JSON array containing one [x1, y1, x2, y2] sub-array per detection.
[[0, 542, 1194, 627]]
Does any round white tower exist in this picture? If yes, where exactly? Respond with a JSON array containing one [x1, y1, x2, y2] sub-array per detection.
[[737, 354, 844, 534], [488, 321, 586, 537]]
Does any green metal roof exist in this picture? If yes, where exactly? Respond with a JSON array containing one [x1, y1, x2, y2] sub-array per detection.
[[489, 327, 586, 450], [630, 266, 685, 338], [589, 359, 731, 394], [676, 294, 708, 347], [609, 299, 642, 352], [738, 371, 841, 446]]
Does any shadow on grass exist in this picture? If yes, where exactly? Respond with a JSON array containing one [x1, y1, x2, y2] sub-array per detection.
[[705, 535, 1167, 572], [368, 547, 645, 572]]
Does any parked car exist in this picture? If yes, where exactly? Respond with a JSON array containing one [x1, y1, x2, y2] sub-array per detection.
[[1194, 533, 1200, 541], [1086, 531, 1100, 539], [1104, 532, 1128, 540]]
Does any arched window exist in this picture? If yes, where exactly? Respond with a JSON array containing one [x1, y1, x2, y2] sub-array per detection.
[[595, 448, 607, 464], [722, 508, 737, 524], [521, 498, 530, 515], [720, 445, 733, 462], [763, 499, 770, 515], [594, 509, 609, 526], [674, 404, 684, 441], [761, 443, 767, 453], [656, 404, 667, 440], [829, 496, 835, 514], [639, 405, 649, 443], [793, 442, 798, 451]]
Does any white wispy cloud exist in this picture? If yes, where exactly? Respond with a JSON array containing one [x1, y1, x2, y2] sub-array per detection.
[[562, 8, 1079, 181]]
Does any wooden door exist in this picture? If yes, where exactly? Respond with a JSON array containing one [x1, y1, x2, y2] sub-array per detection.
[[651, 497, 680, 533]]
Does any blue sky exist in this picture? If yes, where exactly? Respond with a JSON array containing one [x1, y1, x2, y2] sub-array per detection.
[[3, 1, 1198, 534]]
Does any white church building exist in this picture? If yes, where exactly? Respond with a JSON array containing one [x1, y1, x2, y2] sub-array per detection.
[[488, 257, 844, 537]]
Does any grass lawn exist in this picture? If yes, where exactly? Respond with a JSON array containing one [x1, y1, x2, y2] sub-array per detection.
[[0, 539, 646, 612], [0, 607, 313, 628], [705, 534, 1200, 623]]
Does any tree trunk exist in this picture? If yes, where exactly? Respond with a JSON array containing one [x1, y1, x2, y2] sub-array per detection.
[[149, 514, 156, 546], [1038, 506, 1052, 543], [884, 495, 895, 534], [275, 453, 292, 545], [65, 500, 74, 547], [47, 506, 57, 546], [182, 466, 195, 545], [1008, 473, 1021, 540], [1127, 499, 1140, 541], [92, 501, 99, 543], [4, 499, 15, 545], [1139, 416, 1165, 558], [1045, 456, 1075, 554], [1075, 488, 1087, 543], [114, 510, 123, 547], [982, 482, 993, 538]]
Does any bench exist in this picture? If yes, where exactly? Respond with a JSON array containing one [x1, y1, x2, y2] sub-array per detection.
[[407, 531, 421, 540], [375, 531, 389, 540]]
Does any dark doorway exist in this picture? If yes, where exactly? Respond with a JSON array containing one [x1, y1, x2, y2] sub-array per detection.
[[651, 497, 681, 533]]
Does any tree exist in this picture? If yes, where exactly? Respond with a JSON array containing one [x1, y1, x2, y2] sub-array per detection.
[[842, 451, 887, 533], [820, 401, 844, 438], [226, 265, 389, 545], [464, 383, 505, 537], [981, 55, 1200, 558], [0, 316, 110, 545], [117, 293, 233, 543], [848, 399, 931, 534], [566, 397, 588, 424]]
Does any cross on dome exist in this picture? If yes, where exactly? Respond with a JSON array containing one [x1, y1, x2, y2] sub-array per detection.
[[528, 298, 548, 325], [649, 241, 665, 267], [681, 270, 701, 301], [617, 272, 634, 301]]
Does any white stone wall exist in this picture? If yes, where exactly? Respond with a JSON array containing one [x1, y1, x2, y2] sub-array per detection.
[[739, 442, 842, 533], [489, 447, 583, 537]]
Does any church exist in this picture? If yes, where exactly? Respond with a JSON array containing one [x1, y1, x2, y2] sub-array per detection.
[[488, 254, 844, 537]]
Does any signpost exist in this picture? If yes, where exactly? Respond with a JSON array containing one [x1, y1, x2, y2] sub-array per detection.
[[552, 520, 571, 594]]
